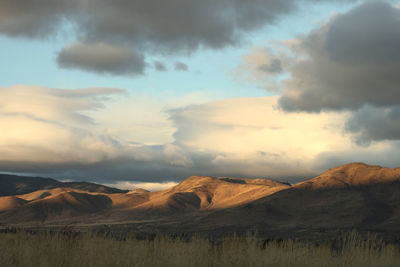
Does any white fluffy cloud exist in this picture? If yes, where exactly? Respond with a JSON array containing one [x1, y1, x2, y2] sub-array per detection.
[[169, 96, 352, 178], [168, 96, 400, 180], [104, 181, 178, 191], [0, 85, 210, 182], [0, 85, 125, 163], [1, 85, 399, 183]]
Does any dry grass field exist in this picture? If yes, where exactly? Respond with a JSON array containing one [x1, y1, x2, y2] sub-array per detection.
[[0, 231, 399, 267]]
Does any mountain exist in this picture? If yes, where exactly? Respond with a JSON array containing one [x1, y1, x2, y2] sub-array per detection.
[[0, 196, 27, 212], [197, 163, 400, 237], [0, 175, 291, 223], [0, 173, 127, 196], [0, 174, 61, 196], [142, 176, 287, 212], [295, 162, 400, 189], [0, 163, 399, 241], [145, 176, 290, 211]]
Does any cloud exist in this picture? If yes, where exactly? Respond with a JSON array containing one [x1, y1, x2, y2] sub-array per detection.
[[105, 181, 178, 191], [1, 85, 400, 183], [0, 0, 78, 38], [346, 105, 400, 145], [258, 59, 282, 73], [57, 42, 146, 76], [168, 96, 400, 181], [175, 62, 188, 71], [153, 61, 167, 72], [277, 1, 400, 112], [314, 141, 400, 173], [168, 96, 353, 178], [0, 85, 125, 164], [0, 0, 356, 75], [235, 2, 400, 144], [234, 46, 290, 91], [0, 85, 206, 183], [63, 0, 296, 53]]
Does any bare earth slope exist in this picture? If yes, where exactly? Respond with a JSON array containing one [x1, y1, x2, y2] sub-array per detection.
[[0, 188, 112, 223], [128, 176, 290, 213], [197, 163, 400, 237], [0, 175, 290, 223], [0, 196, 27, 212], [295, 162, 400, 189], [0, 163, 400, 241]]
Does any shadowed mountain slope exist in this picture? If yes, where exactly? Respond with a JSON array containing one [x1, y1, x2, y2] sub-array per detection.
[[198, 163, 400, 234], [0, 174, 61, 196], [0, 174, 127, 196], [1, 190, 112, 223]]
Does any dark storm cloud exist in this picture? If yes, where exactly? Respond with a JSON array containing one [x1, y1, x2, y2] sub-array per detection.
[[279, 1, 400, 112], [175, 62, 188, 71], [1, 0, 358, 46], [273, 1, 400, 144], [57, 42, 146, 75], [0, 149, 195, 183], [346, 105, 400, 145], [153, 61, 167, 72], [0, 0, 356, 75], [72, 0, 296, 53], [0, 0, 295, 47], [0, 0, 79, 38]]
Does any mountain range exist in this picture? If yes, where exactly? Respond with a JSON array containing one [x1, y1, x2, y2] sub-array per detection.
[[1, 163, 399, 241]]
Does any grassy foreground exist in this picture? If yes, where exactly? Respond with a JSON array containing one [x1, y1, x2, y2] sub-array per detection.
[[0, 231, 399, 267]]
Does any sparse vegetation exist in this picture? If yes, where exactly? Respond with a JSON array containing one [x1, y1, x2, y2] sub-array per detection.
[[0, 230, 399, 267]]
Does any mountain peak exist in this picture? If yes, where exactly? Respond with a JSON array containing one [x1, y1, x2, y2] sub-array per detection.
[[295, 162, 400, 189], [172, 175, 289, 192]]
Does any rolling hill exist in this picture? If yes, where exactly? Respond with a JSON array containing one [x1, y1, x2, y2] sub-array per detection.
[[0, 163, 399, 241]]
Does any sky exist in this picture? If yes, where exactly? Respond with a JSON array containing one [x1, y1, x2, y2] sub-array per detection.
[[1, 0, 400, 190]]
